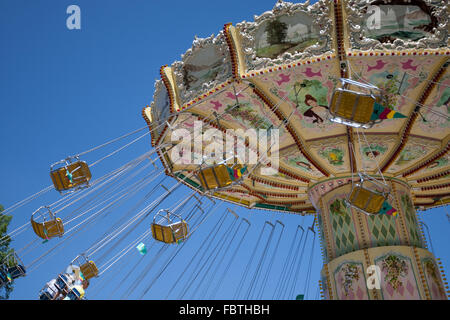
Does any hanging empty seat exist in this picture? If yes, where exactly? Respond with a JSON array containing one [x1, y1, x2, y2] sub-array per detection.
[[50, 156, 92, 193], [197, 158, 248, 191], [346, 173, 391, 216], [151, 209, 189, 244], [329, 78, 388, 129], [71, 255, 98, 280], [1, 252, 26, 282], [31, 206, 64, 240]]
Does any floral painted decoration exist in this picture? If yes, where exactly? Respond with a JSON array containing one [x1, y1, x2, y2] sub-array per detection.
[[381, 255, 408, 290], [424, 260, 445, 297], [341, 263, 360, 296], [330, 198, 349, 217]]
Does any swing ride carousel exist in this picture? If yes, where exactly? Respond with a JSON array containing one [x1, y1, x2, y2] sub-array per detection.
[[143, 0, 450, 300]]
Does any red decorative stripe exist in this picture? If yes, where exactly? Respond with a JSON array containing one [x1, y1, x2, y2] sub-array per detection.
[[277, 167, 310, 183], [416, 169, 450, 183], [260, 192, 299, 198], [240, 185, 306, 206], [250, 175, 299, 191], [141, 106, 157, 147], [223, 23, 240, 81], [333, 0, 346, 78], [229, 186, 266, 202], [421, 183, 450, 191], [414, 193, 450, 199], [156, 147, 172, 176], [154, 120, 172, 148], [159, 65, 177, 114], [263, 199, 306, 206]]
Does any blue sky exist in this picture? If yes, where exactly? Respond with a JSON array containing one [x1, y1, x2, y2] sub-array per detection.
[[0, 0, 448, 300]]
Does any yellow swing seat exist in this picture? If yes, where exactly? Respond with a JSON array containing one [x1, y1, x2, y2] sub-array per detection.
[[346, 173, 389, 215], [197, 158, 246, 191], [50, 157, 92, 193], [31, 206, 64, 240], [151, 210, 189, 244], [348, 186, 386, 214], [329, 78, 385, 129], [2, 252, 26, 280], [72, 255, 98, 280]]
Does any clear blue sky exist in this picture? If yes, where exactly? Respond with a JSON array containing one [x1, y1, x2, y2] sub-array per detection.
[[0, 0, 448, 300]]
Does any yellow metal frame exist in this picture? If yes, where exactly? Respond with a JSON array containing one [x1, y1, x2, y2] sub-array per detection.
[[151, 209, 190, 244], [197, 158, 246, 191], [345, 173, 389, 216], [31, 206, 64, 240], [50, 157, 92, 193], [2, 252, 26, 280], [329, 78, 385, 129], [71, 254, 98, 280]]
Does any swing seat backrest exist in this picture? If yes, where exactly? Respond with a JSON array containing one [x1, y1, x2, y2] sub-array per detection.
[[7, 264, 26, 279], [198, 164, 232, 190], [31, 217, 64, 240], [330, 89, 376, 125], [50, 161, 92, 192], [151, 221, 189, 244], [198, 163, 245, 191], [80, 261, 98, 280], [348, 186, 385, 214]]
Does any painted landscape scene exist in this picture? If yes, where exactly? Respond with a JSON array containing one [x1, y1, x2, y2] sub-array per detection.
[[254, 12, 319, 59], [363, 5, 433, 42]]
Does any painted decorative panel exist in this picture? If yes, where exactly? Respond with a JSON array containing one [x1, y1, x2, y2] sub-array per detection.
[[347, 55, 443, 133], [364, 213, 402, 248], [326, 191, 361, 258], [386, 137, 440, 174], [150, 80, 171, 141], [333, 261, 369, 300], [354, 135, 397, 173], [375, 253, 421, 299], [362, 4, 434, 43], [189, 82, 293, 150], [172, 33, 232, 104], [236, 0, 334, 70], [280, 145, 326, 178], [309, 137, 350, 174], [344, 0, 448, 50], [256, 61, 343, 139], [412, 68, 450, 140]]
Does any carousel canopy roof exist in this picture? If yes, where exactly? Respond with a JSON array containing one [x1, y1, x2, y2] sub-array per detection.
[[144, 0, 450, 214]]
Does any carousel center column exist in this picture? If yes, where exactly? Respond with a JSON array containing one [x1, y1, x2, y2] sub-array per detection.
[[308, 176, 447, 300]]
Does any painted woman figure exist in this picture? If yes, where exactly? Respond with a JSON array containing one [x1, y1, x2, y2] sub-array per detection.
[[303, 94, 329, 123]]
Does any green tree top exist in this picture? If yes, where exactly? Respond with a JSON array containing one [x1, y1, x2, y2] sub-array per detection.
[[1, 204, 15, 300], [266, 19, 288, 46]]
